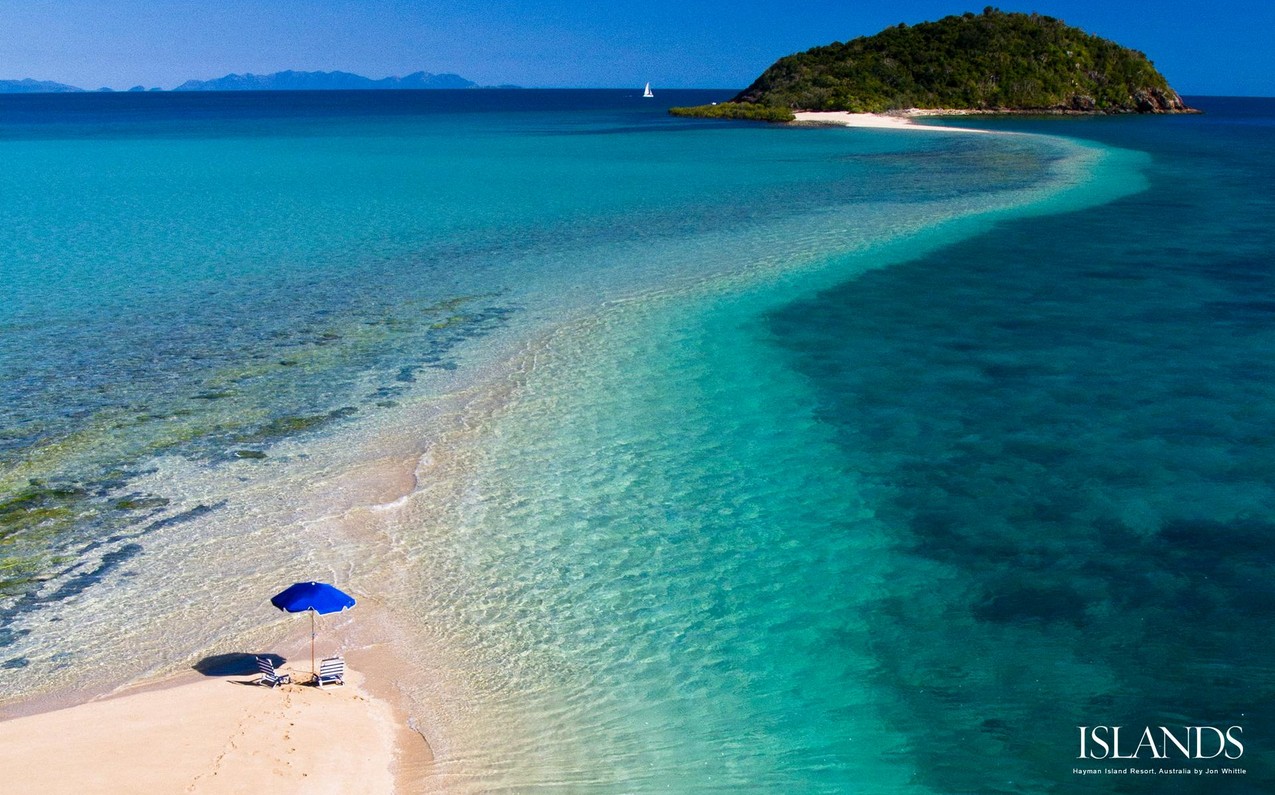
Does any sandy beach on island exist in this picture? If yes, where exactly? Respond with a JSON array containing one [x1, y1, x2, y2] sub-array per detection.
[[0, 647, 424, 795], [791, 110, 995, 133]]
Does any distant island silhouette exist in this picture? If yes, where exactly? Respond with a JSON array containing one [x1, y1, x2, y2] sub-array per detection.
[[0, 70, 491, 94]]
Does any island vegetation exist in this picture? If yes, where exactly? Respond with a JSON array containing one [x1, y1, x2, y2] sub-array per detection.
[[668, 103, 797, 122], [671, 8, 1192, 121]]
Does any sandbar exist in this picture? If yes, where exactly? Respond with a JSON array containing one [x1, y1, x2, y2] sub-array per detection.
[[0, 658, 401, 794], [791, 110, 995, 133]]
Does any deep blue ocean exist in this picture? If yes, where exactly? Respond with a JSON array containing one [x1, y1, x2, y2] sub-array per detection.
[[769, 97, 1275, 792], [0, 90, 1271, 792]]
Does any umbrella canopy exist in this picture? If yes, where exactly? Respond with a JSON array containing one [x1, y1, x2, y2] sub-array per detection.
[[271, 581, 356, 615], [270, 581, 355, 678]]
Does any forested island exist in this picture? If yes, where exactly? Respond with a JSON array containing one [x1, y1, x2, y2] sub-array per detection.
[[672, 8, 1193, 122]]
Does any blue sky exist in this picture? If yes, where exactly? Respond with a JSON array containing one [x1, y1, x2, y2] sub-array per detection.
[[1, 1, 1270, 95]]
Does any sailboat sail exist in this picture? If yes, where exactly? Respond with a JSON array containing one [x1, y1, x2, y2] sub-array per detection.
[[643, 82, 654, 98]]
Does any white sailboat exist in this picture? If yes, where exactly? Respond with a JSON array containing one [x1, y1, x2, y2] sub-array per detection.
[[643, 82, 654, 98]]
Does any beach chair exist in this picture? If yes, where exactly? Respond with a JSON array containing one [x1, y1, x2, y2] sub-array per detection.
[[256, 656, 291, 688], [316, 656, 345, 688]]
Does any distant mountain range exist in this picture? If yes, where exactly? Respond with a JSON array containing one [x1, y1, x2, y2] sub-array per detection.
[[0, 78, 87, 93], [0, 70, 487, 94], [173, 70, 477, 91]]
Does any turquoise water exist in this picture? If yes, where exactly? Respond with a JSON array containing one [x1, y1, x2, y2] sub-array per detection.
[[767, 100, 1275, 793], [2, 90, 1264, 791]]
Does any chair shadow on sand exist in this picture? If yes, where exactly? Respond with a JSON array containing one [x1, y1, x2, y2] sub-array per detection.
[[193, 652, 287, 685]]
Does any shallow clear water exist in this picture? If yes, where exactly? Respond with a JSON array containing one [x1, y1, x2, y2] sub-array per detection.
[[0, 89, 1067, 644], [3, 90, 1260, 792]]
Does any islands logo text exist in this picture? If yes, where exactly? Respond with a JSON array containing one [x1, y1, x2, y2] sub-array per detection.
[[1078, 726, 1244, 760]]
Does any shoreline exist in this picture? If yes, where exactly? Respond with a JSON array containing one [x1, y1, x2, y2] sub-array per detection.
[[790, 110, 997, 133], [0, 607, 436, 793], [0, 656, 399, 794], [0, 381, 459, 790], [790, 105, 1201, 132]]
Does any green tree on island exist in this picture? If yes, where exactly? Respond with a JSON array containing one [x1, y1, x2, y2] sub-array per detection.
[[672, 8, 1192, 122]]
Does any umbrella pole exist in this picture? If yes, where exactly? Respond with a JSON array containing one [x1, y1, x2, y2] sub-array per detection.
[[310, 609, 316, 681]]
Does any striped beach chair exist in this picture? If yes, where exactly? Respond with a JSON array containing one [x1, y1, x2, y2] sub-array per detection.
[[256, 656, 291, 688], [316, 656, 345, 688]]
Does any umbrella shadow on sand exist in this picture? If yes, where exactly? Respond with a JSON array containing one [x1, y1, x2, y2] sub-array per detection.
[[192, 652, 286, 677]]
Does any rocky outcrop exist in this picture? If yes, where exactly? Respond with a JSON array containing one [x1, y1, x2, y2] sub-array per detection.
[[1131, 87, 1190, 113]]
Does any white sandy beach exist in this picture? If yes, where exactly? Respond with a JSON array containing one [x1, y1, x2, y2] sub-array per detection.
[[0, 654, 413, 795], [792, 110, 995, 133]]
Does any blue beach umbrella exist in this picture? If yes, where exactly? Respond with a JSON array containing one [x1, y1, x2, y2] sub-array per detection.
[[270, 581, 356, 677]]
